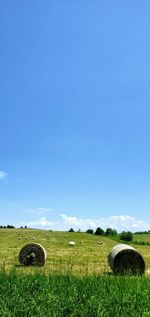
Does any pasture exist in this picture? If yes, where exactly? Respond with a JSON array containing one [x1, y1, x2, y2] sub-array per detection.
[[0, 228, 116, 275], [0, 229, 150, 275], [1, 229, 150, 316]]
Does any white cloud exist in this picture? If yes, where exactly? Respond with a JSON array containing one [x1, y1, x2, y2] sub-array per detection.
[[25, 217, 54, 228], [0, 170, 8, 180], [20, 213, 150, 232], [38, 208, 53, 212], [60, 214, 150, 232], [22, 207, 53, 215]]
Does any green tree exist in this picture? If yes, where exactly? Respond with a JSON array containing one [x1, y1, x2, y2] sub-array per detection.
[[120, 231, 133, 242], [106, 228, 117, 236], [95, 227, 104, 235], [86, 229, 94, 234], [106, 228, 113, 236], [69, 228, 74, 232]]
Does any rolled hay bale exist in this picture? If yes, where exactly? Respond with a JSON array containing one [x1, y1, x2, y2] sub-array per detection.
[[108, 244, 145, 274], [69, 241, 75, 246], [18, 243, 46, 266], [97, 241, 104, 245]]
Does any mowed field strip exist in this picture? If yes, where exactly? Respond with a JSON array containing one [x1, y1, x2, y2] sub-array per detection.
[[1, 229, 150, 275]]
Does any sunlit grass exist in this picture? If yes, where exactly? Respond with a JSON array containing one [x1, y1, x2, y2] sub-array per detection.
[[0, 229, 150, 275], [0, 229, 115, 275], [0, 270, 150, 316], [1, 229, 150, 316]]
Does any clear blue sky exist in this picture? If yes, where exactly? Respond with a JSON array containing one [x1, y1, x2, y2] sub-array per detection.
[[0, 1, 150, 231]]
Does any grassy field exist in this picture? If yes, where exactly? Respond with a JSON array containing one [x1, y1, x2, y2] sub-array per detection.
[[0, 228, 117, 275], [0, 229, 150, 275], [0, 272, 150, 317], [1, 229, 150, 316]]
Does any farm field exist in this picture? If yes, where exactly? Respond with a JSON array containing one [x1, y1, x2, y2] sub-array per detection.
[[1, 229, 150, 275], [1, 229, 150, 316], [133, 234, 150, 243], [0, 228, 116, 275]]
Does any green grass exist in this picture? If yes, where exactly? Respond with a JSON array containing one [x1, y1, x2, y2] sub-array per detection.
[[0, 229, 116, 275], [0, 229, 150, 276], [1, 229, 150, 275], [1, 229, 150, 316], [1, 270, 150, 316]]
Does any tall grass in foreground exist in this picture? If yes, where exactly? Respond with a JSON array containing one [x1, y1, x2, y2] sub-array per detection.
[[0, 270, 150, 316]]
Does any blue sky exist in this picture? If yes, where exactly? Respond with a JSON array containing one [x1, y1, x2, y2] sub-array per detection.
[[0, 1, 150, 232]]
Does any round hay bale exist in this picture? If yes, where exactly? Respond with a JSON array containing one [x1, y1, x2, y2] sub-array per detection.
[[69, 241, 75, 246], [18, 243, 46, 266], [108, 244, 145, 274], [97, 241, 104, 245]]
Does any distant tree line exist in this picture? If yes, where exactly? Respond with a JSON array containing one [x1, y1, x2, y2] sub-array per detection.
[[0, 225, 28, 229], [88, 227, 118, 237], [0, 225, 15, 229], [69, 227, 118, 236], [134, 230, 150, 234], [69, 227, 134, 242]]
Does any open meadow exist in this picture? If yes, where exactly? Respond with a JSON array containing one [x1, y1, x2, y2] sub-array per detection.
[[0, 229, 150, 275], [0, 228, 117, 275], [1, 229, 150, 316]]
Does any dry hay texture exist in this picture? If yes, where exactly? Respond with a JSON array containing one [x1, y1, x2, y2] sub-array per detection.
[[108, 244, 145, 274], [19, 243, 47, 266]]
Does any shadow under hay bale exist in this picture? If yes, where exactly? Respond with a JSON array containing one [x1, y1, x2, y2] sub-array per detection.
[[108, 244, 145, 275], [18, 243, 46, 266]]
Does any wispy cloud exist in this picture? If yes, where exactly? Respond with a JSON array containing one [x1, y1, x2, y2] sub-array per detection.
[[21, 207, 53, 215], [21, 213, 150, 232], [0, 170, 8, 181], [38, 208, 53, 212], [60, 214, 150, 232], [22, 217, 54, 228]]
